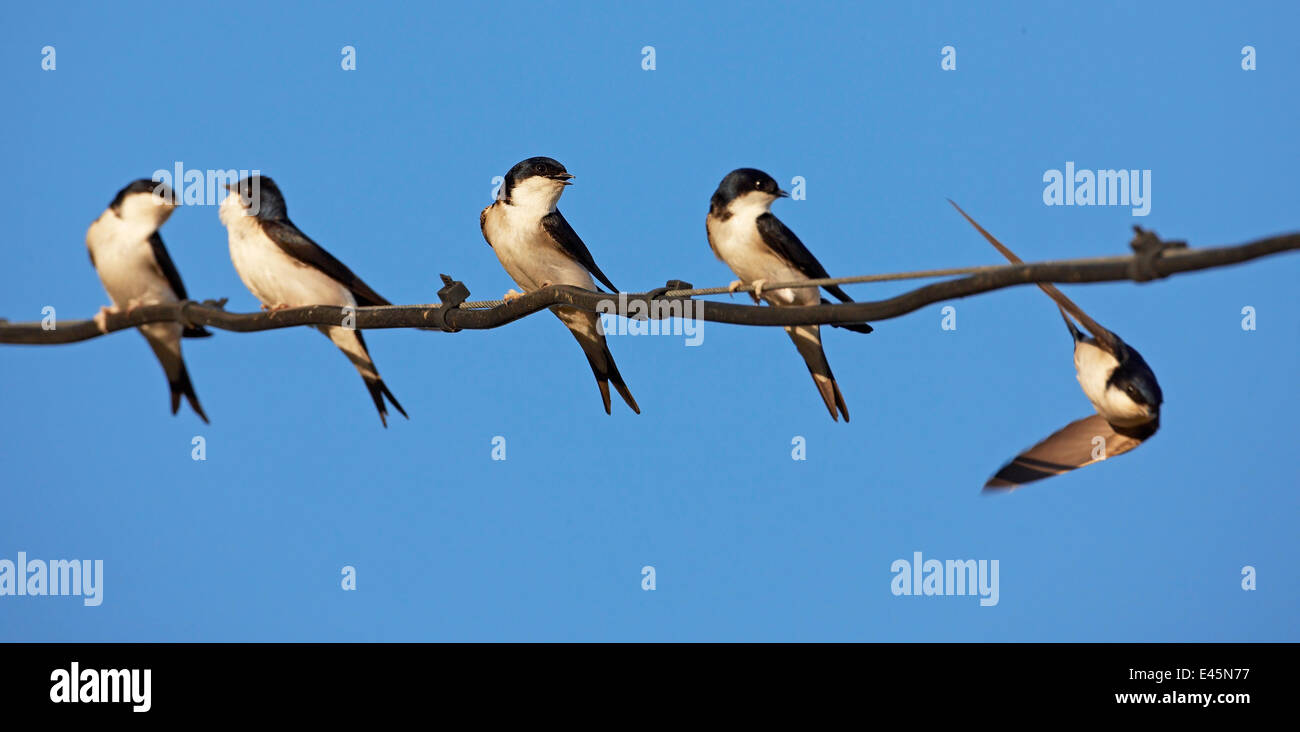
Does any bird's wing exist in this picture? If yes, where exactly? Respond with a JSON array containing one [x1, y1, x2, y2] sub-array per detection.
[[542, 210, 618, 292], [755, 213, 853, 302], [984, 414, 1147, 491], [149, 232, 211, 337], [261, 219, 390, 307], [148, 231, 190, 300]]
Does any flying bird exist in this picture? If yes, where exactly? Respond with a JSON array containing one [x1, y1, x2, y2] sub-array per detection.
[[480, 156, 639, 415], [706, 168, 872, 422], [219, 175, 407, 426], [949, 201, 1163, 491], [86, 179, 211, 422]]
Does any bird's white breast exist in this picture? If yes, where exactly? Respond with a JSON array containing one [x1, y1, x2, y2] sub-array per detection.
[[708, 201, 814, 306], [1073, 340, 1148, 425], [85, 211, 176, 307], [482, 202, 596, 292], [221, 199, 354, 308]]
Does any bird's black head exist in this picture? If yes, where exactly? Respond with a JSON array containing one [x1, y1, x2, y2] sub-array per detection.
[[501, 157, 573, 203], [109, 178, 176, 213], [709, 168, 789, 216], [224, 174, 287, 220], [1105, 337, 1164, 428]]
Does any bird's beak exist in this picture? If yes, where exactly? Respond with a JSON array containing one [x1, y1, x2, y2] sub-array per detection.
[[555, 173, 575, 185], [777, 189, 791, 198]]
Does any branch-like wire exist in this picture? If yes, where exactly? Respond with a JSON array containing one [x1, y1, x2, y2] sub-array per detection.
[[1, 230, 1296, 345]]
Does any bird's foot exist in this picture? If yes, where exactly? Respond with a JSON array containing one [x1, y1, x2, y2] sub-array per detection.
[[502, 289, 525, 302], [261, 303, 292, 312], [727, 279, 746, 298], [93, 305, 120, 334], [751, 279, 768, 298]]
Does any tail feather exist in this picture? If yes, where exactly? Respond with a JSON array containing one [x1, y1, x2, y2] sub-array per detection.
[[320, 326, 408, 427], [573, 334, 640, 415], [142, 329, 208, 423], [1058, 306, 1084, 342], [785, 324, 849, 422], [172, 359, 210, 424], [554, 307, 640, 415], [581, 339, 639, 415], [948, 199, 1110, 342], [362, 375, 408, 428]]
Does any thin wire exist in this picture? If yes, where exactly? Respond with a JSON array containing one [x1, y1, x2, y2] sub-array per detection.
[[661, 263, 1012, 298], [431, 257, 1128, 310], [360, 254, 1141, 312]]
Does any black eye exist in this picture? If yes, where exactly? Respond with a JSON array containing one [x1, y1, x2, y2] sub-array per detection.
[[534, 163, 546, 173]]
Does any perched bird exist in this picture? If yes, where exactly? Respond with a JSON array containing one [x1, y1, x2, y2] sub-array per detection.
[[949, 201, 1163, 491], [706, 168, 872, 422], [86, 179, 211, 422], [480, 156, 639, 415], [219, 175, 407, 426]]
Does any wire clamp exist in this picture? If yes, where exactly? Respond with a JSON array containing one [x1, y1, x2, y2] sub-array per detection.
[[1129, 227, 1187, 282], [644, 279, 693, 300], [430, 274, 469, 332]]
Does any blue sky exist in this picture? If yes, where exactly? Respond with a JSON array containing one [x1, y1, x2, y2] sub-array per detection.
[[1, 1, 1295, 640]]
